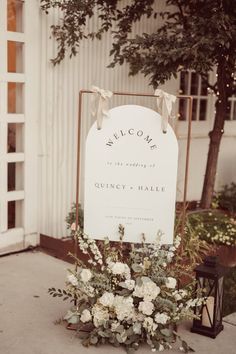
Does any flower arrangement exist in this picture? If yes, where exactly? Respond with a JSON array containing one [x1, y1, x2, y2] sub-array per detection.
[[186, 211, 236, 246], [49, 227, 202, 353], [217, 182, 236, 215]]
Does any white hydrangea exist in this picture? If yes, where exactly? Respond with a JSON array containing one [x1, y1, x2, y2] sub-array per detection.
[[133, 277, 160, 301], [138, 301, 154, 316], [99, 292, 114, 307], [80, 269, 92, 282], [108, 261, 131, 279], [155, 312, 170, 324], [113, 295, 134, 321], [67, 273, 78, 286], [92, 304, 109, 327], [165, 277, 177, 289], [80, 309, 92, 323]]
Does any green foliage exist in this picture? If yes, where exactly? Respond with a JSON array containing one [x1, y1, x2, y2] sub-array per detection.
[[49, 229, 201, 353], [40, 0, 155, 65], [48, 287, 72, 301], [223, 266, 236, 316], [65, 203, 84, 231], [40, 0, 236, 93], [186, 210, 236, 246], [65, 203, 210, 268], [111, 0, 236, 90], [175, 213, 210, 268], [217, 182, 236, 215]]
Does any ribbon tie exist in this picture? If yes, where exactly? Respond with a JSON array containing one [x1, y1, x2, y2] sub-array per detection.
[[91, 86, 113, 130], [154, 89, 176, 133]]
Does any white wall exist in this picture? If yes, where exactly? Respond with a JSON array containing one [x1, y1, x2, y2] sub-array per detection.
[[38, 7, 236, 238]]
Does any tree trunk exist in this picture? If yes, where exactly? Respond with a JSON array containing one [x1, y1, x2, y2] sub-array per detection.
[[200, 60, 228, 209]]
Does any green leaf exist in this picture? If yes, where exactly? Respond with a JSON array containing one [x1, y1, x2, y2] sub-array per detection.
[[116, 325, 124, 333], [160, 328, 172, 337], [116, 333, 127, 343], [132, 264, 143, 273], [67, 314, 79, 324], [98, 330, 110, 338], [182, 340, 195, 353], [90, 336, 98, 344]]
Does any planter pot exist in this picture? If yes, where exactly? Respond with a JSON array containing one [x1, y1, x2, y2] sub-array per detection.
[[216, 245, 236, 267]]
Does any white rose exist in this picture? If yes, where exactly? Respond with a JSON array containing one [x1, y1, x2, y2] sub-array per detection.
[[67, 273, 78, 286], [165, 277, 177, 289], [80, 269, 92, 282], [108, 262, 130, 279], [138, 301, 154, 316], [174, 293, 182, 301], [92, 304, 109, 327], [99, 292, 114, 307], [155, 312, 170, 324], [133, 322, 142, 334], [133, 277, 160, 301], [119, 279, 135, 290], [80, 309, 92, 323]]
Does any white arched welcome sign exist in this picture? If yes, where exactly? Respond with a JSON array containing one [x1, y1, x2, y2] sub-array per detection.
[[84, 105, 178, 243]]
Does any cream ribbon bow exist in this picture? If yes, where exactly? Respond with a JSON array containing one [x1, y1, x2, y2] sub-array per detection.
[[91, 86, 113, 130], [154, 89, 176, 133]]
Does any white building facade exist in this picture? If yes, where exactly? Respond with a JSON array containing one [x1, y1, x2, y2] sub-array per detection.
[[0, 0, 235, 254]]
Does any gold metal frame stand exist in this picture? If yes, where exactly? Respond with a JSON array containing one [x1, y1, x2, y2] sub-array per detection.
[[74, 90, 193, 258]]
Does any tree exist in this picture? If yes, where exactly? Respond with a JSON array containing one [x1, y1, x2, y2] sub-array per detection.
[[40, 0, 236, 208]]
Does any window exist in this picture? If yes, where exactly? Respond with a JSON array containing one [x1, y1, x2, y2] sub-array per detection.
[[226, 97, 236, 121], [178, 71, 208, 121], [0, 0, 39, 254]]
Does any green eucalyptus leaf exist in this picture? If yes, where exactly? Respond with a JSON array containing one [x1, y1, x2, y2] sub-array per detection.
[[160, 328, 172, 337], [69, 314, 80, 324], [132, 264, 143, 273], [116, 325, 124, 333], [90, 336, 98, 344], [116, 333, 127, 343], [135, 277, 142, 286]]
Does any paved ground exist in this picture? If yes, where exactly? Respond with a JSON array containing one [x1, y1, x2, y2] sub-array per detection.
[[0, 251, 235, 354]]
